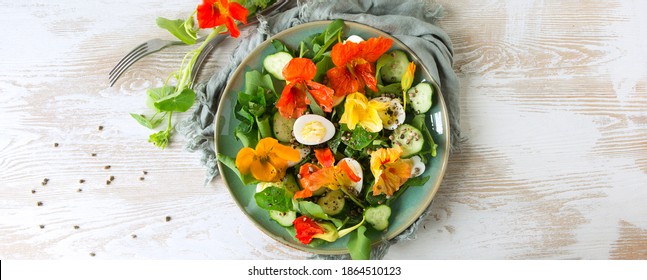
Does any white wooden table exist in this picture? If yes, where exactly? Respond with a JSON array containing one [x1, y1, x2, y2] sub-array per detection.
[[1, 0, 646, 259]]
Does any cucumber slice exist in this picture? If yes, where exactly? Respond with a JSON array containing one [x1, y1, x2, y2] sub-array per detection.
[[282, 174, 300, 194], [407, 82, 434, 114], [364, 205, 391, 231], [269, 210, 296, 227], [377, 50, 410, 83], [263, 52, 293, 80], [272, 111, 296, 143], [317, 189, 345, 216], [392, 124, 424, 157]]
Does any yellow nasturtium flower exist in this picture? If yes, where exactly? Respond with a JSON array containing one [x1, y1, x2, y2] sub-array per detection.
[[235, 137, 300, 182], [339, 92, 388, 133], [400, 62, 416, 110], [369, 146, 412, 196]]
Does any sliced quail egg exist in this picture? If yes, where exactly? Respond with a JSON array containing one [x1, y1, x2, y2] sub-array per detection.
[[344, 35, 365, 44], [408, 156, 426, 177], [372, 97, 406, 130], [293, 114, 336, 145], [339, 158, 363, 194]]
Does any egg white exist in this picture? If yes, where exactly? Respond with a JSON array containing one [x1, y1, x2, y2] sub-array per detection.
[[339, 158, 363, 194], [292, 114, 336, 145]]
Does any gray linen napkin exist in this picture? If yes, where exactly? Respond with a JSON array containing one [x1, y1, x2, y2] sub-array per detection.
[[178, 0, 460, 259]]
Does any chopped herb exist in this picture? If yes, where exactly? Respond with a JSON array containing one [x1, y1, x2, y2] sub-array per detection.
[[77, 188, 83, 192], [79, 179, 85, 184], [31, 189, 36, 194], [74, 225, 80, 229], [37, 201, 43, 206], [104, 165, 111, 170], [89, 252, 96, 257], [139, 177, 145, 181], [98, 125, 104, 131], [165, 216, 172, 222], [39, 225, 45, 229], [53, 143, 59, 147], [91, 153, 97, 157]]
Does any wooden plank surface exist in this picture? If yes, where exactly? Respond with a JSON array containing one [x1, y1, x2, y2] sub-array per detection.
[[1, 0, 646, 259]]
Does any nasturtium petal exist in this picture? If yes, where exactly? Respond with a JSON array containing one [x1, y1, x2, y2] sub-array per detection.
[[250, 159, 279, 182], [271, 144, 301, 163], [235, 147, 256, 175], [283, 58, 318, 82]]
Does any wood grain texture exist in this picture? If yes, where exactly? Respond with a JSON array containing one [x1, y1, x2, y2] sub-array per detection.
[[1, 0, 646, 260]]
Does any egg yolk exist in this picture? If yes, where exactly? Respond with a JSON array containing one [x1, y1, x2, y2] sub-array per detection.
[[300, 121, 327, 143]]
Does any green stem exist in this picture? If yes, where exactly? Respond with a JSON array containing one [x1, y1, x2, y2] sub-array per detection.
[[339, 186, 366, 209], [176, 26, 225, 90], [166, 112, 173, 131]]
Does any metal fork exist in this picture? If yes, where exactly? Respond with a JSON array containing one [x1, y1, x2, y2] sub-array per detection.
[[108, 0, 289, 87], [108, 39, 187, 86]]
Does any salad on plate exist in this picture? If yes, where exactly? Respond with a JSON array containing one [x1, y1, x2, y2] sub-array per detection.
[[218, 20, 438, 259]]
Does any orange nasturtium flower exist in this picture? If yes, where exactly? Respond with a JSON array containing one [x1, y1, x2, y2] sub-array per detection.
[[293, 216, 325, 244], [196, 0, 248, 38], [276, 58, 334, 119], [235, 138, 300, 182], [339, 92, 388, 133], [293, 148, 361, 199], [370, 146, 412, 196], [326, 37, 393, 97]]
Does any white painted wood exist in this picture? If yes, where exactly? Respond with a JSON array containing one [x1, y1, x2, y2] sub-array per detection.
[[1, 0, 646, 259]]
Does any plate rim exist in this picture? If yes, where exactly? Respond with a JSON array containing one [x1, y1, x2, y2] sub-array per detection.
[[214, 20, 450, 255]]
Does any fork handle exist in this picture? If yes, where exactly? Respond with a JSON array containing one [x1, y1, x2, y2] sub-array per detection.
[[189, 34, 228, 86]]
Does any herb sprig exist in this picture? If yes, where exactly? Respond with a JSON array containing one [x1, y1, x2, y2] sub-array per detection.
[[130, 0, 274, 149]]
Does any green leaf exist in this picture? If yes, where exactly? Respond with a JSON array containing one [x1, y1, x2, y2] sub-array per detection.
[[324, 19, 345, 42], [343, 125, 378, 150], [305, 91, 324, 116], [365, 190, 387, 206], [347, 225, 371, 260], [146, 86, 176, 111], [314, 55, 334, 83], [296, 201, 343, 228], [130, 113, 156, 129], [234, 126, 259, 148], [387, 175, 430, 204], [234, 103, 255, 129], [328, 128, 344, 154], [156, 17, 197, 45], [256, 115, 273, 139], [238, 87, 267, 117], [311, 20, 344, 62], [154, 88, 196, 112], [254, 187, 293, 212], [271, 39, 292, 55], [148, 129, 170, 149], [378, 83, 402, 96], [244, 70, 275, 96], [217, 153, 259, 185], [242, 0, 271, 14]]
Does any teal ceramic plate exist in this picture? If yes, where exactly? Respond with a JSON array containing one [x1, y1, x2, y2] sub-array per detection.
[[214, 21, 449, 255]]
